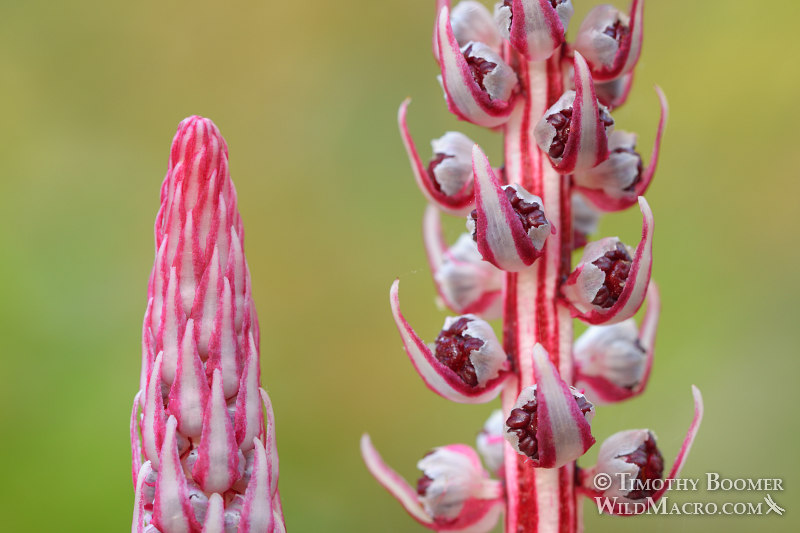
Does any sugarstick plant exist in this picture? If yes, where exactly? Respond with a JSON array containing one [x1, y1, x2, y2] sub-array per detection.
[[361, 1, 703, 532], [130, 116, 285, 533]]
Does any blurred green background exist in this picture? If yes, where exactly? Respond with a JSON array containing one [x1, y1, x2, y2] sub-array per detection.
[[0, 1, 798, 531]]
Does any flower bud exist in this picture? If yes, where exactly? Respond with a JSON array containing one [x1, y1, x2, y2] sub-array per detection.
[[505, 345, 595, 468], [437, 7, 516, 127], [390, 280, 511, 404], [495, 0, 574, 61], [593, 429, 663, 502], [451, 1, 502, 51], [595, 72, 634, 109], [563, 197, 653, 325], [436, 234, 504, 318], [571, 193, 601, 250], [535, 53, 613, 173], [469, 145, 552, 272], [476, 410, 505, 475], [574, 0, 644, 82]]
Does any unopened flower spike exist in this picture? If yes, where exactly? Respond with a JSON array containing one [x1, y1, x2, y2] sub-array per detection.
[[390, 279, 511, 403], [468, 144, 553, 272], [534, 52, 614, 173], [131, 116, 283, 532], [575, 87, 668, 212], [361, 434, 505, 533], [574, 282, 659, 404], [495, 0, 575, 61], [583, 386, 704, 515], [563, 196, 654, 325], [504, 345, 595, 468], [424, 205, 504, 319], [437, 6, 517, 128], [574, 0, 644, 82], [399, 100, 477, 215]]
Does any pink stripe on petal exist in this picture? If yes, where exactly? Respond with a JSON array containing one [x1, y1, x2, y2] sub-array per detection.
[[201, 493, 225, 533], [132, 461, 153, 533], [389, 280, 510, 404], [578, 87, 668, 212], [168, 318, 210, 438], [193, 369, 240, 494], [191, 246, 222, 358], [206, 277, 240, 399], [260, 388, 280, 495], [160, 266, 186, 384], [130, 391, 143, 486], [509, 0, 566, 61], [235, 333, 264, 451], [398, 100, 475, 215], [153, 416, 197, 533], [239, 438, 274, 533], [142, 353, 166, 470], [437, 7, 515, 128]]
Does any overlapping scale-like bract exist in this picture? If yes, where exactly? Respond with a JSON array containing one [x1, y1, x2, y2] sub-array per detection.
[[131, 116, 284, 533]]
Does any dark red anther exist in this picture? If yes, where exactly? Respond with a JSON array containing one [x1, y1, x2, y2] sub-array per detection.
[[602, 18, 630, 44], [591, 242, 632, 309], [469, 187, 548, 243], [506, 396, 541, 460], [622, 434, 664, 500], [545, 108, 572, 159], [434, 317, 484, 387], [416, 475, 435, 497], [463, 44, 497, 94], [427, 153, 454, 194], [549, 0, 567, 8]]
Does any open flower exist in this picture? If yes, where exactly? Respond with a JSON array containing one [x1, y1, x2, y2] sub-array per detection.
[[504, 345, 596, 468], [361, 435, 504, 532], [562, 197, 654, 325], [469, 145, 552, 272], [583, 386, 704, 515], [574, 0, 644, 82], [390, 280, 512, 403]]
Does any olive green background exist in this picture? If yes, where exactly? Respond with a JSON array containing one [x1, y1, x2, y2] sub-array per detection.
[[0, 1, 797, 531]]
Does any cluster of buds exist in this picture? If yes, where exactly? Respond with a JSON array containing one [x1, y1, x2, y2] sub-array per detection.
[[363, 2, 702, 532], [130, 117, 285, 532]]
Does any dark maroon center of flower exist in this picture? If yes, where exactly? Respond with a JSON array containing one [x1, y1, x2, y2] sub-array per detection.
[[427, 153, 454, 194], [591, 242, 632, 309], [612, 146, 644, 192], [469, 187, 548, 242], [550, 0, 567, 8], [621, 434, 664, 500], [416, 474, 435, 497], [463, 44, 496, 95], [545, 108, 572, 159], [434, 317, 483, 387], [603, 18, 631, 44], [507, 391, 592, 460]]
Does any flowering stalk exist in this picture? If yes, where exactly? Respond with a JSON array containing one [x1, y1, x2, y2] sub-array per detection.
[[363, 2, 703, 532], [130, 116, 285, 533]]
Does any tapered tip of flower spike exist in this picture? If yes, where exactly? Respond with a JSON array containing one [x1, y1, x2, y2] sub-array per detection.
[[437, 6, 516, 128], [535, 52, 613, 174], [399, 100, 476, 215], [586, 386, 703, 515], [360, 434, 504, 532], [576, 86, 668, 212], [389, 279, 511, 403], [505, 345, 595, 468], [469, 144, 552, 272], [563, 196, 654, 325]]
